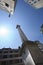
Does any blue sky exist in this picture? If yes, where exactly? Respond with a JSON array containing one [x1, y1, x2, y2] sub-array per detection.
[[0, 0, 43, 49]]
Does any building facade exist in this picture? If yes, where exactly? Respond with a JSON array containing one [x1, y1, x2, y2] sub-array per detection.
[[0, 0, 17, 16], [24, 0, 43, 9], [0, 48, 24, 65]]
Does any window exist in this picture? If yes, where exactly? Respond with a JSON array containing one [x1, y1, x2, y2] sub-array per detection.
[[32, 0, 34, 1], [0, 51, 2, 53], [15, 59, 19, 63], [29, 2, 31, 3], [19, 59, 22, 63], [3, 55, 7, 58], [9, 55, 13, 58], [34, 1, 37, 3], [0, 55, 2, 59], [31, 3, 33, 5], [1, 61, 6, 65], [4, 51, 8, 53], [10, 51, 13, 53], [10, 60, 13, 64], [38, 0, 40, 1], [14, 54, 18, 57], [5, 3, 9, 7]]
